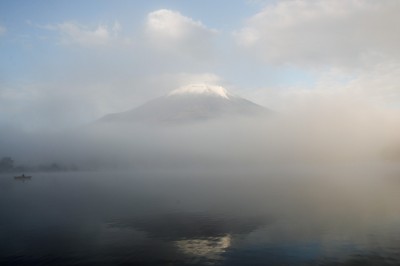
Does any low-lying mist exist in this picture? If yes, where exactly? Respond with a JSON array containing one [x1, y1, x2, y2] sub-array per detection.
[[2, 97, 400, 173], [3, 98, 400, 265]]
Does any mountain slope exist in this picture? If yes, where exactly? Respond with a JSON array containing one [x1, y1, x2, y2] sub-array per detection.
[[99, 84, 270, 125]]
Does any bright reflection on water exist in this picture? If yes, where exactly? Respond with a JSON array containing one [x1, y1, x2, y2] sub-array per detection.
[[175, 234, 231, 261], [2, 165, 400, 265]]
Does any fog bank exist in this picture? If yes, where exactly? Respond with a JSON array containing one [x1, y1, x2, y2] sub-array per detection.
[[1, 97, 400, 173]]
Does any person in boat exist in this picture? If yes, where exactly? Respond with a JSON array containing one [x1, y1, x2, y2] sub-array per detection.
[[15, 174, 31, 179]]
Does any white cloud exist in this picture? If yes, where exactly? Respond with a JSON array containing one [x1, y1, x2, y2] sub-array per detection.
[[0, 25, 6, 36], [174, 72, 222, 86], [45, 21, 130, 47], [150, 72, 223, 94], [343, 63, 400, 105], [234, 0, 400, 68], [244, 63, 400, 115], [146, 9, 217, 58]]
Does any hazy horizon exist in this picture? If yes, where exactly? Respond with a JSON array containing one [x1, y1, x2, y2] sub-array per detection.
[[2, 1, 400, 265]]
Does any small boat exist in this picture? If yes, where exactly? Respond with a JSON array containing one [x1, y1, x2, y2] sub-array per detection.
[[14, 174, 32, 180]]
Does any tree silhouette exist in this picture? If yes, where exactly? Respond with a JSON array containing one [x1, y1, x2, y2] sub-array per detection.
[[0, 157, 14, 172]]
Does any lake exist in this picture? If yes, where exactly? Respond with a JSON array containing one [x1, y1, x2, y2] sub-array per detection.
[[2, 165, 400, 265]]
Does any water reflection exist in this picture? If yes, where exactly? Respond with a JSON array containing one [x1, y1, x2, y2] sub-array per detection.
[[1, 169, 400, 265], [111, 213, 266, 239], [107, 213, 266, 264], [175, 234, 231, 261]]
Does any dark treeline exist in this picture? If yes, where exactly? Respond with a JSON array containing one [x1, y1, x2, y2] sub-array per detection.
[[0, 156, 79, 173]]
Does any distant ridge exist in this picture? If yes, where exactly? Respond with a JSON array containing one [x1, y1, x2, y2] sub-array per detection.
[[99, 84, 270, 125]]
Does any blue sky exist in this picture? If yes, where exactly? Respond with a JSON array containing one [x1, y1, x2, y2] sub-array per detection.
[[0, 0, 290, 86], [1, 0, 400, 130]]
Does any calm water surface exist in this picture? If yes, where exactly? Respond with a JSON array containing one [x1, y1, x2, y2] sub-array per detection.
[[1, 167, 400, 265]]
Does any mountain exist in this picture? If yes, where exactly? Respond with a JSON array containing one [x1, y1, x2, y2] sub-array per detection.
[[99, 84, 270, 125]]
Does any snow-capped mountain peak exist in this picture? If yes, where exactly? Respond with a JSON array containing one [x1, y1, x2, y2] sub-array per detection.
[[98, 84, 270, 125], [168, 84, 230, 99]]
